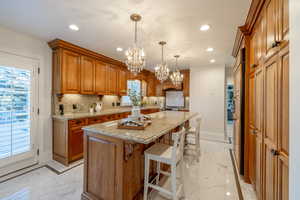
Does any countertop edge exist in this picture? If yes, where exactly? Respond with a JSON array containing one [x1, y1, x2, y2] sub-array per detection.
[[52, 106, 162, 121], [83, 112, 198, 144]]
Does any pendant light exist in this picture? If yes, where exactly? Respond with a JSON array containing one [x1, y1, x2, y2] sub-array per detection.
[[155, 41, 170, 82], [125, 14, 146, 75]]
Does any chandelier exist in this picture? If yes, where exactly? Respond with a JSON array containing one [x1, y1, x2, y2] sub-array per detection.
[[170, 55, 184, 86], [125, 14, 146, 75], [155, 41, 170, 82]]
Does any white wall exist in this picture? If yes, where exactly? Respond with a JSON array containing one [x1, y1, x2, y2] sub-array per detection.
[[190, 65, 225, 135], [0, 26, 52, 163], [289, 0, 300, 199]]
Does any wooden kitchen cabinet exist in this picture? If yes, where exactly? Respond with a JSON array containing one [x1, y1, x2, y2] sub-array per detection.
[[95, 61, 108, 95], [61, 50, 81, 93], [81, 56, 95, 94], [254, 66, 264, 200], [118, 68, 128, 96], [52, 108, 159, 166], [277, 45, 289, 200], [232, 0, 290, 199], [147, 75, 156, 97], [107, 65, 118, 95], [155, 80, 164, 96], [181, 69, 190, 96], [263, 56, 278, 200]]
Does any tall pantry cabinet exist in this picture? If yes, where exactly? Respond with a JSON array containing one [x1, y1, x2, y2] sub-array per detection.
[[232, 0, 289, 199]]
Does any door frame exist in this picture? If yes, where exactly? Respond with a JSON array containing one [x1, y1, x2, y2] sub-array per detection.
[[0, 51, 39, 175]]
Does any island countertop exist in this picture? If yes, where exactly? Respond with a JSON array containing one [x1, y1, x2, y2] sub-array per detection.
[[82, 111, 198, 144]]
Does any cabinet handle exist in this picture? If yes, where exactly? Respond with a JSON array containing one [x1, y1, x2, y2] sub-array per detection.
[[272, 41, 281, 48], [251, 64, 258, 68], [271, 149, 279, 156], [250, 130, 257, 135]]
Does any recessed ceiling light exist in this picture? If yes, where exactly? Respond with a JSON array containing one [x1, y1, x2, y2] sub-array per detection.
[[69, 24, 79, 31], [206, 47, 214, 52], [210, 59, 216, 63], [200, 24, 210, 31], [226, 192, 231, 196], [116, 47, 123, 52]]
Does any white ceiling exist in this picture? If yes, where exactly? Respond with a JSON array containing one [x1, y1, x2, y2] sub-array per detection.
[[0, 0, 250, 70]]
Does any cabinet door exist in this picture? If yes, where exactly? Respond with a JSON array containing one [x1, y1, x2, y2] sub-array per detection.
[[147, 76, 155, 96], [248, 73, 256, 185], [278, 0, 289, 42], [95, 61, 108, 95], [182, 70, 190, 96], [277, 47, 289, 200], [81, 56, 95, 94], [265, 0, 277, 57], [118, 69, 127, 96], [107, 65, 118, 94], [255, 67, 264, 200], [69, 128, 83, 162], [62, 50, 81, 93], [156, 80, 164, 96], [263, 57, 278, 200]]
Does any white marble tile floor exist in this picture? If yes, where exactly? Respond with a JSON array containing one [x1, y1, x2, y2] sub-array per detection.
[[0, 140, 256, 200]]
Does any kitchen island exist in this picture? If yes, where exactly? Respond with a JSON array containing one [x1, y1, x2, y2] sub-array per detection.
[[81, 111, 197, 200]]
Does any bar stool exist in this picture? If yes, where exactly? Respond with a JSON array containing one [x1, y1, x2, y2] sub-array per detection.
[[185, 118, 202, 162], [144, 128, 186, 200]]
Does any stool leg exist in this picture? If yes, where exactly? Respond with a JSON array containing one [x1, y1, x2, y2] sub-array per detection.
[[156, 161, 160, 185], [171, 163, 177, 200], [180, 160, 185, 199], [144, 155, 150, 200]]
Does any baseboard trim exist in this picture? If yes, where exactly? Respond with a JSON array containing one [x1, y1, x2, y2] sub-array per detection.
[[229, 149, 244, 200]]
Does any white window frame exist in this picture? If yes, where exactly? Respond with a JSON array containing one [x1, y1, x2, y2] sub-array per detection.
[[0, 51, 39, 170]]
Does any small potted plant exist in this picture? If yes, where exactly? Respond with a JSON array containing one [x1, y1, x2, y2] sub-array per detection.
[[128, 89, 141, 118]]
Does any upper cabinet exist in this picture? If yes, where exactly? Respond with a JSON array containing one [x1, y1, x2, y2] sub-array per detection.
[[81, 56, 95, 94], [181, 69, 190, 97], [118, 68, 128, 96], [147, 75, 156, 97], [107, 65, 118, 95], [264, 0, 289, 59], [49, 39, 129, 96], [95, 61, 107, 95], [60, 50, 81, 94]]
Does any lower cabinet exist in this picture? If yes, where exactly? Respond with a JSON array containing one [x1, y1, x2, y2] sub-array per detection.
[[69, 128, 84, 162], [53, 109, 160, 166]]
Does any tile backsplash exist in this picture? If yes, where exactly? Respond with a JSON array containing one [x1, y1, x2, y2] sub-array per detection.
[[53, 94, 189, 115], [53, 94, 120, 114]]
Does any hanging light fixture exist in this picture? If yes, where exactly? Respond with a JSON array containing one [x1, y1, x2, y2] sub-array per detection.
[[125, 14, 146, 75], [155, 41, 170, 82], [170, 55, 184, 86]]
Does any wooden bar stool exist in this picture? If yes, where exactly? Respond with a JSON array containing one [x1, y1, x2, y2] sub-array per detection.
[[144, 128, 186, 200], [185, 118, 202, 162]]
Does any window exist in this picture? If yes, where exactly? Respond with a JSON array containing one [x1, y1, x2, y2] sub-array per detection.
[[121, 80, 141, 106], [0, 66, 31, 159]]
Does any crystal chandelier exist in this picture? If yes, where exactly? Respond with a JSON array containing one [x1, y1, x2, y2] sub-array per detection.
[[155, 41, 170, 82], [170, 55, 184, 86], [125, 14, 146, 75]]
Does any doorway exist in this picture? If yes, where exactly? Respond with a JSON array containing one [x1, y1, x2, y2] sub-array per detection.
[[0, 51, 39, 175]]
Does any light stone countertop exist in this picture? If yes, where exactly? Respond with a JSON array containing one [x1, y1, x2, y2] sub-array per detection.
[[52, 106, 161, 121], [82, 111, 198, 144]]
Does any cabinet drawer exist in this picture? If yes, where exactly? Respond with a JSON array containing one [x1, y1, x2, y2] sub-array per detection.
[[88, 116, 105, 125], [69, 119, 87, 128]]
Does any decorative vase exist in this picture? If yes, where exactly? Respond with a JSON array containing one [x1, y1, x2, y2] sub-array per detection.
[[132, 106, 141, 118], [95, 102, 102, 112]]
